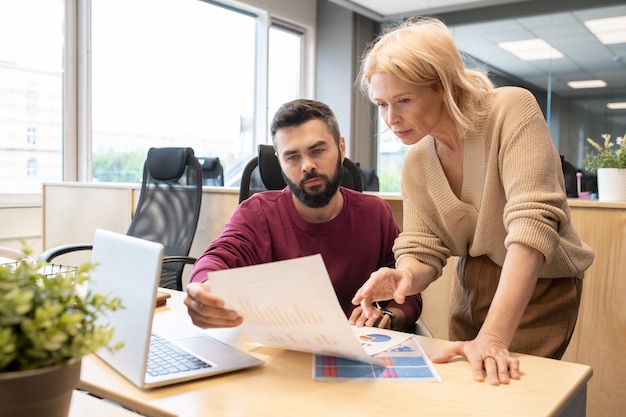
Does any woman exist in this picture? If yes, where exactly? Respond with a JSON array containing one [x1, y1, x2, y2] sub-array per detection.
[[352, 17, 594, 385]]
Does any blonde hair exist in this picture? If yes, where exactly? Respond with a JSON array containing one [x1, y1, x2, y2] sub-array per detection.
[[359, 17, 493, 137]]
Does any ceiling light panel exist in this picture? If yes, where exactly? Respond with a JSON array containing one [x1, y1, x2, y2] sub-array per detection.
[[497, 38, 564, 61], [344, 0, 530, 18], [607, 102, 626, 110], [567, 80, 607, 89], [584, 16, 626, 45]]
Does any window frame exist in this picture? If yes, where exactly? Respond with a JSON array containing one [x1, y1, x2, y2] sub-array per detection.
[[64, 0, 313, 185], [0, 0, 314, 207]]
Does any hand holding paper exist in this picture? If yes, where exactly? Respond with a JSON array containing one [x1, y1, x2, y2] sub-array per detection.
[[208, 255, 411, 364]]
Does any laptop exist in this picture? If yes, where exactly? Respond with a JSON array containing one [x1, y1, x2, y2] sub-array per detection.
[[88, 229, 263, 389]]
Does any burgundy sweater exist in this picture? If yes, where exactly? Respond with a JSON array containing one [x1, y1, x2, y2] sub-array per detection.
[[191, 187, 422, 329]]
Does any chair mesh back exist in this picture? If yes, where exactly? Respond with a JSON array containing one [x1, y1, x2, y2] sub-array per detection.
[[127, 147, 203, 289]]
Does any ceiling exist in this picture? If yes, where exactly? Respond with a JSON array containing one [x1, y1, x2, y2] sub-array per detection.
[[329, 0, 626, 126]]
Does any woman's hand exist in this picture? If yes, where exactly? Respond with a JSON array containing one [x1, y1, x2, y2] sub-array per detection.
[[351, 267, 414, 320], [184, 282, 243, 328], [432, 333, 521, 385]]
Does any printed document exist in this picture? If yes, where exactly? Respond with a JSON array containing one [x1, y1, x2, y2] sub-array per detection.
[[208, 254, 413, 365]]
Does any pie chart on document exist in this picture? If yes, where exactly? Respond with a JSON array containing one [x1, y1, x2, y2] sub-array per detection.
[[358, 333, 392, 347]]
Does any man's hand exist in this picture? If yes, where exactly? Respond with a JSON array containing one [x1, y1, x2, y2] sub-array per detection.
[[184, 282, 243, 328], [348, 305, 392, 329]]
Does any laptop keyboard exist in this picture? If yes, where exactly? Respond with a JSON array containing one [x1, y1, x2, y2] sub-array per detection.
[[147, 333, 213, 377]]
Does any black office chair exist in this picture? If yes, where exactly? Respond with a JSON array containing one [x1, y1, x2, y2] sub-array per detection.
[[40, 147, 203, 290], [198, 156, 224, 186], [560, 155, 579, 198], [356, 162, 380, 192], [239, 144, 363, 203]]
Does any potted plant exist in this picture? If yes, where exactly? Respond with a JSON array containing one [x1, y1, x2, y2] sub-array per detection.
[[584, 133, 626, 202], [0, 249, 122, 417]]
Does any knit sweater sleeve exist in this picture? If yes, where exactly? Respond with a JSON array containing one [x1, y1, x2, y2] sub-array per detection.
[[494, 89, 593, 272], [393, 136, 457, 279], [496, 89, 570, 263]]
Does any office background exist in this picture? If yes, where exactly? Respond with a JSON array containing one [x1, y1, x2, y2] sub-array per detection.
[[1, 2, 625, 415], [1, 0, 625, 249]]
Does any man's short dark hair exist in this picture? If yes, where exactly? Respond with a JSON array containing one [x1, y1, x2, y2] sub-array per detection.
[[270, 99, 341, 145]]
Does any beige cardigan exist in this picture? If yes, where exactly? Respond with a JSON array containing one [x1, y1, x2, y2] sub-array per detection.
[[394, 87, 594, 279]]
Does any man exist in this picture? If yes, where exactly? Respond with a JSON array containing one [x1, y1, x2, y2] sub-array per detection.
[[184, 99, 422, 331]]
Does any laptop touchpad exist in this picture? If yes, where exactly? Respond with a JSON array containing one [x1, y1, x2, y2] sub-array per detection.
[[177, 336, 230, 352]]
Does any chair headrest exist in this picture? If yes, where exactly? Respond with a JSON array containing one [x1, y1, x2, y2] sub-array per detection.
[[258, 144, 287, 190], [147, 147, 193, 181], [199, 157, 220, 170], [360, 167, 376, 183]]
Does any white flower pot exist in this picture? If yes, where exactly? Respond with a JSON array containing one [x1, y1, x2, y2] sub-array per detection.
[[597, 168, 626, 202]]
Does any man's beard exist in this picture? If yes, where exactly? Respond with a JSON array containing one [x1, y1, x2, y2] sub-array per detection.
[[284, 158, 343, 208]]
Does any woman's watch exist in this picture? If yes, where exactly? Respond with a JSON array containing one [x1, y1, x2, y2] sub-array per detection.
[[380, 308, 396, 329], [375, 302, 396, 329]]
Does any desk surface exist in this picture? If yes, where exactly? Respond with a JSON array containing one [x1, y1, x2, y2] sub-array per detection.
[[79, 289, 592, 417], [69, 391, 140, 416]]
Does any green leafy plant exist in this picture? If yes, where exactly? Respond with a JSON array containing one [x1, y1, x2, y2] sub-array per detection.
[[583, 133, 626, 172], [0, 250, 123, 372]]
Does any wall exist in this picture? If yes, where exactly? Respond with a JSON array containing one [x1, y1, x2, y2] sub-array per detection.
[[316, 0, 355, 152], [0, 205, 41, 254], [316, 0, 378, 169], [41, 183, 240, 286]]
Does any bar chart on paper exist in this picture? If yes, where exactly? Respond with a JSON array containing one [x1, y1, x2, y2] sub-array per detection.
[[235, 293, 362, 354], [236, 297, 340, 348], [314, 337, 442, 382], [207, 255, 386, 365], [238, 299, 327, 327]]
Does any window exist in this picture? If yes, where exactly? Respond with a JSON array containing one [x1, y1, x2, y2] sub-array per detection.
[[92, 0, 259, 186], [26, 87, 38, 114], [0, 0, 308, 201], [376, 113, 406, 193], [27, 127, 37, 146], [27, 158, 38, 176], [0, 0, 64, 197], [268, 23, 303, 134]]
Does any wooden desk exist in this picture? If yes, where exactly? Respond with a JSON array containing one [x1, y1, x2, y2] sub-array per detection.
[[69, 391, 140, 416], [78, 290, 592, 417], [560, 199, 626, 417]]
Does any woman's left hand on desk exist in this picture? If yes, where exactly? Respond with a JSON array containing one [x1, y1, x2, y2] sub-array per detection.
[[431, 337, 520, 386]]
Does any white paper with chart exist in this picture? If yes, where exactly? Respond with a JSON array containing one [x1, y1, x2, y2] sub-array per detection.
[[208, 254, 412, 365]]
